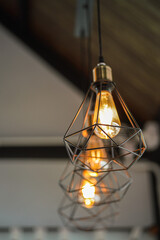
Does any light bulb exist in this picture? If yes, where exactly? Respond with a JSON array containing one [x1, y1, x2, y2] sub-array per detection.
[[84, 135, 109, 172], [79, 171, 101, 208], [80, 180, 95, 208], [86, 149, 102, 176], [93, 90, 121, 139]]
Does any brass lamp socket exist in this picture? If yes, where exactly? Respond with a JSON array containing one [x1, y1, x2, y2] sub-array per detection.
[[93, 63, 113, 82]]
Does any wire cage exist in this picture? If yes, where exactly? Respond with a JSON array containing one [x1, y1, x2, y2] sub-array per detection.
[[59, 160, 132, 207], [58, 194, 119, 231], [64, 79, 146, 172]]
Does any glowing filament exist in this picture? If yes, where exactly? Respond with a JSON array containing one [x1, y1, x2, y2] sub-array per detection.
[[93, 90, 121, 139], [81, 181, 95, 208]]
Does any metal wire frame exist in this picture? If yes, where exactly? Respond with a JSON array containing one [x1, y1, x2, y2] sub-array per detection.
[[58, 194, 119, 231], [59, 160, 132, 207], [64, 80, 147, 172]]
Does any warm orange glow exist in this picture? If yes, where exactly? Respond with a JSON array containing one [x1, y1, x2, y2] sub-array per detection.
[[84, 136, 109, 172], [83, 169, 98, 178], [78, 171, 101, 208], [87, 149, 101, 175], [80, 180, 95, 208], [82, 114, 93, 138], [93, 90, 121, 139]]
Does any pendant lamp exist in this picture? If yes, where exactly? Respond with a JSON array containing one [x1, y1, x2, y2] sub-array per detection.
[[63, 0, 146, 172], [59, 160, 132, 208], [58, 194, 119, 231], [59, 0, 146, 231]]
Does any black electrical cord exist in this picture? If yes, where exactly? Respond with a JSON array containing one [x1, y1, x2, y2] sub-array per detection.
[[97, 0, 104, 63]]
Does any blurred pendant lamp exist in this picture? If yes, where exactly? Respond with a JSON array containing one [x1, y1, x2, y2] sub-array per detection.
[[59, 160, 132, 209], [64, 0, 147, 172], [59, 1, 135, 230], [58, 160, 130, 231]]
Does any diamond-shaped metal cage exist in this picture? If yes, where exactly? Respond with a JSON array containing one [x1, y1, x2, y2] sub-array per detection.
[[64, 81, 146, 172], [59, 161, 132, 207], [58, 195, 119, 231]]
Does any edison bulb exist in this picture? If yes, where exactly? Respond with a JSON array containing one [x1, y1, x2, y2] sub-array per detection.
[[79, 172, 101, 208], [93, 90, 121, 139], [84, 135, 109, 172], [78, 135, 109, 172], [86, 150, 101, 176], [80, 180, 95, 208]]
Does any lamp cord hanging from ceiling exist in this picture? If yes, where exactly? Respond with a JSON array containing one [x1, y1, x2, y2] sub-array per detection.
[[97, 0, 104, 63]]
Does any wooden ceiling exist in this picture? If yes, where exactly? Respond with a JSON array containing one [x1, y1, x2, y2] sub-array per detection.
[[0, 0, 160, 124]]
